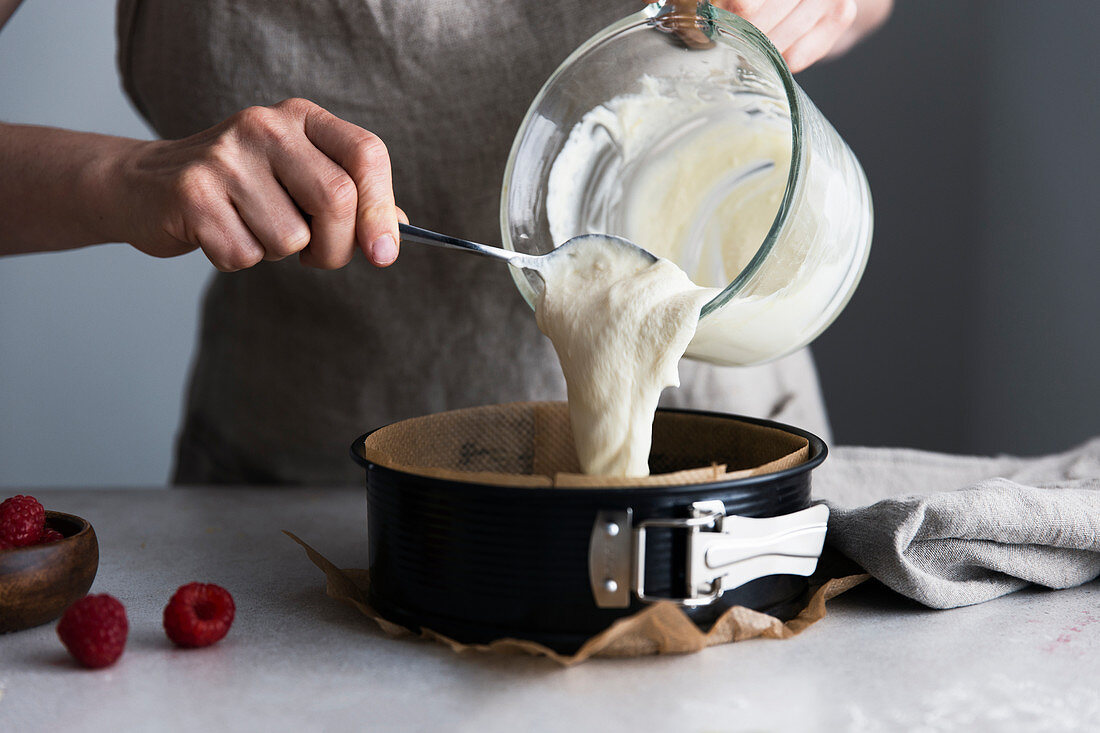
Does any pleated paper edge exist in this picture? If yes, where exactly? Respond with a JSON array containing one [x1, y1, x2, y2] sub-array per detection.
[[286, 531, 868, 667]]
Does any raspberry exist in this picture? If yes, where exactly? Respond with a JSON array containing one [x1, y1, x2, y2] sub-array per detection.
[[0, 494, 45, 547], [163, 583, 235, 648], [57, 594, 128, 669], [40, 526, 65, 543]]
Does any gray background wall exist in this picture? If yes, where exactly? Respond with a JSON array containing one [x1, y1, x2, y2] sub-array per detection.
[[1, 1, 1097, 487], [803, 1, 1100, 455]]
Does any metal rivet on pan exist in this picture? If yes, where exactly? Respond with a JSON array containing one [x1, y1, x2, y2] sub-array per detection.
[[604, 579, 619, 593], [605, 522, 620, 537]]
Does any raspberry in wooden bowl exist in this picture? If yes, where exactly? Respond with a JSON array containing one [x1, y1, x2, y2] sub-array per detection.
[[0, 511, 99, 632]]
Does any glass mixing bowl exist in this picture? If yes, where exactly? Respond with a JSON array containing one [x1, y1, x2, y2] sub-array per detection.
[[500, 0, 873, 366]]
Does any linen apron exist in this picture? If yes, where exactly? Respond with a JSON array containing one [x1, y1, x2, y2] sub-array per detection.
[[117, 0, 831, 485]]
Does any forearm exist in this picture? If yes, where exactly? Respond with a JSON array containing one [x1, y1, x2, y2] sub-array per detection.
[[0, 123, 140, 255]]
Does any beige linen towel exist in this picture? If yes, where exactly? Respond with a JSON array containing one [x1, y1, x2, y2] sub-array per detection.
[[817, 437, 1100, 608]]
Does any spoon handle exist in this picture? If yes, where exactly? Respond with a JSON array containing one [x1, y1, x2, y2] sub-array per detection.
[[398, 223, 523, 265]]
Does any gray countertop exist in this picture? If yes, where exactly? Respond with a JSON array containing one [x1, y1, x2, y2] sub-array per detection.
[[2, 487, 1097, 732]]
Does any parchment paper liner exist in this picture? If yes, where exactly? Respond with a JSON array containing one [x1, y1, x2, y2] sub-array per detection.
[[360, 402, 810, 487], [288, 534, 866, 666]]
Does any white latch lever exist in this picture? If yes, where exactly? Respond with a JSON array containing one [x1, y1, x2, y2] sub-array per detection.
[[688, 502, 830, 597]]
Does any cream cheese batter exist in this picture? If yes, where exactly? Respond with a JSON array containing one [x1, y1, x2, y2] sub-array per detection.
[[547, 77, 792, 293], [545, 75, 859, 367], [534, 236, 714, 476], [534, 76, 863, 476]]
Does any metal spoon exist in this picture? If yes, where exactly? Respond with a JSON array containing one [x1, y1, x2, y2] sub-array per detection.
[[398, 223, 657, 278]]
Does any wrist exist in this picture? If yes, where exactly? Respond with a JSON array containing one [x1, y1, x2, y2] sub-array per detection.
[[72, 135, 150, 246]]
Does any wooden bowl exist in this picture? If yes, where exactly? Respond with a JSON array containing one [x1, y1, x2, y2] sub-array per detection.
[[0, 511, 99, 633]]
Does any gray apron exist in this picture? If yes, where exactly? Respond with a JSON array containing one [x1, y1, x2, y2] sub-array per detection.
[[117, 0, 831, 485]]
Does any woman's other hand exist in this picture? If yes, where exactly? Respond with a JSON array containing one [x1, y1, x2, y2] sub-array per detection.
[[715, 0, 893, 72]]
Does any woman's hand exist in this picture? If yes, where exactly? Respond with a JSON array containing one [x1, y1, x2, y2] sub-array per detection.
[[715, 0, 893, 72], [115, 98, 403, 271]]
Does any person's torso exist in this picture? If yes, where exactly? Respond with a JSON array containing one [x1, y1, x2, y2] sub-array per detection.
[[116, 0, 828, 484]]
